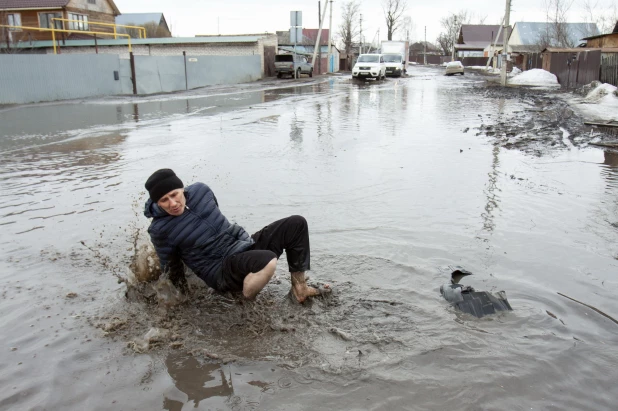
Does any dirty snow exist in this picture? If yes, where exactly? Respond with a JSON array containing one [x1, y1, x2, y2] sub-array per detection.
[[572, 82, 618, 121], [509, 69, 559, 86]]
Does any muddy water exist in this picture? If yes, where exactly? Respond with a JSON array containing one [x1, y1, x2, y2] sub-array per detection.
[[1, 67, 617, 410]]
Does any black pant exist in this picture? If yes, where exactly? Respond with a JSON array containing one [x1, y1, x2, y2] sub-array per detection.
[[220, 215, 311, 292]]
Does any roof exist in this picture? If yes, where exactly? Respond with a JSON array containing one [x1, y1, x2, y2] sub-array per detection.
[[116, 13, 164, 26], [302, 29, 329, 45], [542, 47, 618, 53], [0, 0, 68, 7], [582, 32, 618, 40], [512, 22, 599, 46], [509, 44, 544, 53], [0, 36, 262, 49], [459, 25, 503, 48], [0, 0, 120, 14], [278, 45, 339, 55], [276, 29, 329, 46]]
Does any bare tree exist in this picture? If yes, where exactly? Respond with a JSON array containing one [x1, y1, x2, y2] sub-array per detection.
[[338, 0, 360, 54], [382, 0, 408, 41], [436, 10, 472, 56], [0, 11, 33, 54], [400, 15, 416, 42], [541, 0, 575, 48], [581, 0, 618, 34], [118, 21, 171, 39]]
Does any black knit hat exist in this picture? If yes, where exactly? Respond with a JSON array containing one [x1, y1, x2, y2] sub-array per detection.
[[145, 169, 184, 202]]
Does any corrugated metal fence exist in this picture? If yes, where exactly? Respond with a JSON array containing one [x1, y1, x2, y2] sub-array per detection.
[[0, 53, 262, 105], [544, 50, 602, 88]]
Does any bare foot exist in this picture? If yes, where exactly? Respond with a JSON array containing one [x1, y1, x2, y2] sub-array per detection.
[[290, 272, 322, 303]]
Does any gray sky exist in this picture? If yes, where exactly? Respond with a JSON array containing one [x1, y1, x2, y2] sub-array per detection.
[[114, 0, 601, 45]]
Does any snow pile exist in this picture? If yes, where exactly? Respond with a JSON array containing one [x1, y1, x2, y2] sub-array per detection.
[[509, 69, 559, 86], [511, 67, 522, 75], [584, 83, 618, 103], [575, 82, 618, 121], [467, 66, 500, 74]]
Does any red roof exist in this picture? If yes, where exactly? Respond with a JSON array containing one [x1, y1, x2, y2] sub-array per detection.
[[0, 0, 120, 14], [0, 0, 69, 8], [303, 29, 329, 45]]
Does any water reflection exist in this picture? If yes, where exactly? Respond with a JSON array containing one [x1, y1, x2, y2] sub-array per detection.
[[164, 354, 233, 409], [481, 144, 501, 233], [602, 150, 618, 192]]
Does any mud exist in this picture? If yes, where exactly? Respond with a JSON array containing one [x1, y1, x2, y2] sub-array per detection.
[[470, 83, 617, 155], [1, 66, 618, 410]]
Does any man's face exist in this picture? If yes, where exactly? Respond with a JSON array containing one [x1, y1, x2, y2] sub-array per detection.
[[157, 188, 186, 216]]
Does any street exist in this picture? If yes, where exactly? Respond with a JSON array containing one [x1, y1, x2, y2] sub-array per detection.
[[1, 66, 617, 410]]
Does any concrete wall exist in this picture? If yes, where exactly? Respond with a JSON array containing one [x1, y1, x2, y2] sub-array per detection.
[[0, 54, 125, 104]]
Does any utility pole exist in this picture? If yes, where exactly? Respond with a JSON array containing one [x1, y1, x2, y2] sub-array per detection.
[[452, 16, 457, 61], [501, 0, 511, 86], [358, 14, 363, 54], [327, 0, 333, 73], [424, 26, 427, 65], [318, 1, 322, 75], [312, 2, 329, 71]]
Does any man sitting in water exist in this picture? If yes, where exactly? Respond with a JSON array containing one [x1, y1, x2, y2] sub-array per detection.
[[143, 168, 325, 303]]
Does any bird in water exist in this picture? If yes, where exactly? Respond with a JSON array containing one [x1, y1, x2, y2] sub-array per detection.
[[440, 268, 512, 318]]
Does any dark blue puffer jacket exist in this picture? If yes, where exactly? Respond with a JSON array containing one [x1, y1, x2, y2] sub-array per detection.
[[144, 182, 254, 289]]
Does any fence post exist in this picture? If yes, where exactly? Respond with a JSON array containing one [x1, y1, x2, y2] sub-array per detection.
[[130, 51, 137, 95], [183, 51, 188, 90]]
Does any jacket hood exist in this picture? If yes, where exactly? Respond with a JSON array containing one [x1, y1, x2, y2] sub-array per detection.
[[144, 198, 168, 219]]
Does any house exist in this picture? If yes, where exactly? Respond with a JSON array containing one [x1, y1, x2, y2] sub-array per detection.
[[409, 41, 441, 57], [455, 25, 503, 57], [276, 29, 330, 46], [0, 0, 120, 41], [582, 20, 618, 48], [507, 22, 600, 71], [115, 13, 171, 38]]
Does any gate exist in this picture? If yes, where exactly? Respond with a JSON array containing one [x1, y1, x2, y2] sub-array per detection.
[[549, 49, 601, 88], [600, 53, 618, 87], [263, 46, 276, 77]]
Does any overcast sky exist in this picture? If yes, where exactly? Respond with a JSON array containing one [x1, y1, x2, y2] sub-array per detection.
[[114, 0, 602, 45]]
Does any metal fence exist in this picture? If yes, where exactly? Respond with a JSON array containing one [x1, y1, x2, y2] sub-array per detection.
[[0, 53, 262, 105], [545, 50, 601, 89], [600, 53, 618, 87]]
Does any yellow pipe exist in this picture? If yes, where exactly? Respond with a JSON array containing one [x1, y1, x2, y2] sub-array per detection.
[[0, 24, 132, 54], [52, 18, 146, 39]]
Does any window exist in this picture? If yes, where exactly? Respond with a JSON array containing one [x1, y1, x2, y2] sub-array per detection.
[[68, 13, 89, 31], [39, 12, 62, 29], [7, 13, 22, 31]]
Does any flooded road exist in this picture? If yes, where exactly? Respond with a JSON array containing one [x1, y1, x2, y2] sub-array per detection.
[[1, 66, 617, 410]]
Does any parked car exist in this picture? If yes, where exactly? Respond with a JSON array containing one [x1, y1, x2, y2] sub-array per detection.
[[445, 61, 464, 76], [352, 54, 387, 80], [275, 54, 313, 79]]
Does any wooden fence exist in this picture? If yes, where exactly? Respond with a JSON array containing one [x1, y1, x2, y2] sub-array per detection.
[[600, 53, 618, 87]]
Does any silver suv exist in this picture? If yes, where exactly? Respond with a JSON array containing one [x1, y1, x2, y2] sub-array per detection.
[[275, 54, 314, 79]]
